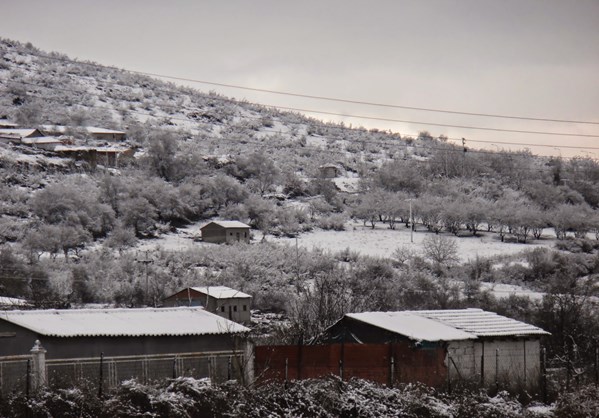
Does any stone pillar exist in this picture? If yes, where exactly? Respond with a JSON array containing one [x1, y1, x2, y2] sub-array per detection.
[[30, 340, 47, 390], [243, 339, 255, 385]]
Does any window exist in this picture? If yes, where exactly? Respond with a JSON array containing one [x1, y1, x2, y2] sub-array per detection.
[[234, 305, 237, 312], [243, 305, 247, 311], [221, 306, 225, 312]]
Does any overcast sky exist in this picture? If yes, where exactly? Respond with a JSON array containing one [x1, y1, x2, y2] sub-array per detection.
[[3, 0, 599, 157]]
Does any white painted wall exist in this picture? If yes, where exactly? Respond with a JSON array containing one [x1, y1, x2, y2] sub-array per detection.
[[446, 338, 542, 392]]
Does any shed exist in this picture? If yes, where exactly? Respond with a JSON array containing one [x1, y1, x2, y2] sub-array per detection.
[[0, 307, 249, 359], [318, 163, 342, 178], [163, 286, 252, 324], [322, 309, 549, 391], [200, 221, 251, 244]]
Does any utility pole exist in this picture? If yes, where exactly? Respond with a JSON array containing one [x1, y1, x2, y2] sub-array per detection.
[[409, 199, 413, 243]]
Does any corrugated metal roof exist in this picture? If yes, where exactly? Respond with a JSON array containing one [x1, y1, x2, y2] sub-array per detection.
[[201, 221, 250, 229], [343, 309, 549, 342], [346, 312, 476, 342], [411, 308, 550, 338], [0, 307, 249, 337], [190, 286, 252, 299]]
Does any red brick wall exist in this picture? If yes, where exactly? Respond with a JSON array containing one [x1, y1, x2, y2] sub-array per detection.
[[255, 343, 447, 387]]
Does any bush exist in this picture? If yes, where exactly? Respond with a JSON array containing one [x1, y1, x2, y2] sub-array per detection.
[[554, 385, 599, 418], [317, 214, 346, 231]]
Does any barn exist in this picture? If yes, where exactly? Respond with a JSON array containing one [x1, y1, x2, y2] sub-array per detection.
[[0, 307, 250, 359], [200, 221, 251, 244], [321, 308, 550, 391], [163, 286, 252, 324]]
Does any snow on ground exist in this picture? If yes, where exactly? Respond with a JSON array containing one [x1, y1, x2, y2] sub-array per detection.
[[271, 220, 552, 262], [480, 282, 546, 301]]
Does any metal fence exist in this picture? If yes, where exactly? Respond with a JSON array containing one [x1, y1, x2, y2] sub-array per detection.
[[0, 350, 246, 396]]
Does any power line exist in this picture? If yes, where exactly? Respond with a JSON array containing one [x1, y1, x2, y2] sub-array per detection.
[[24, 50, 599, 126], [6, 80, 599, 153], [269, 105, 599, 138]]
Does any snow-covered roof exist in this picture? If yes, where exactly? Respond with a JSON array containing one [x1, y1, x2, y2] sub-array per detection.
[[53, 145, 131, 153], [201, 221, 250, 229], [344, 308, 549, 342], [0, 128, 41, 138], [0, 307, 249, 337], [413, 308, 550, 338], [190, 286, 252, 299], [21, 136, 65, 145], [40, 125, 125, 135], [346, 312, 476, 342]]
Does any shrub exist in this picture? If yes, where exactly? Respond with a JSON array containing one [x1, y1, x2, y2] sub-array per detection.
[[317, 214, 346, 231]]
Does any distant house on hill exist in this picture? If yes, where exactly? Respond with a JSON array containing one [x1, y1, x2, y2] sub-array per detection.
[[21, 136, 70, 150], [319, 163, 342, 178], [0, 120, 17, 128], [53, 145, 134, 168], [0, 128, 45, 141], [321, 308, 549, 391], [200, 221, 250, 244], [163, 286, 252, 324], [40, 125, 126, 142], [0, 307, 249, 359]]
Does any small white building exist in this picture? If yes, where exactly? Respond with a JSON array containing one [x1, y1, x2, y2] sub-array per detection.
[[163, 286, 252, 324], [200, 221, 251, 244]]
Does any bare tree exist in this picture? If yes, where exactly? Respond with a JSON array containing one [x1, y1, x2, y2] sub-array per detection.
[[422, 235, 459, 275]]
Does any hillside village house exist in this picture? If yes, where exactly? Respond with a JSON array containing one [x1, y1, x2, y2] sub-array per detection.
[[0, 307, 250, 359], [200, 221, 251, 244], [164, 286, 252, 324], [319, 163, 342, 178], [0, 128, 45, 142], [40, 125, 126, 141], [321, 308, 549, 391]]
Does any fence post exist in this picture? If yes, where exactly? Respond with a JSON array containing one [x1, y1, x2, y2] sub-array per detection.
[[390, 356, 395, 388], [480, 342, 485, 387], [284, 357, 289, 388], [30, 340, 47, 391], [26, 358, 31, 398], [297, 334, 303, 380], [541, 347, 547, 403], [339, 341, 344, 381], [172, 357, 177, 379], [523, 340, 527, 390], [227, 356, 232, 381], [495, 348, 499, 391], [98, 352, 104, 398], [447, 354, 451, 394]]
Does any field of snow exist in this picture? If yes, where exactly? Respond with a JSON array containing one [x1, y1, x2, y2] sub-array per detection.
[[271, 220, 553, 262]]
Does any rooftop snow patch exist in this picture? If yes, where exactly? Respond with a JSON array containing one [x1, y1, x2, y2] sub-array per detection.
[[0, 307, 250, 337], [190, 286, 252, 299], [201, 221, 250, 229], [413, 308, 550, 338], [346, 312, 476, 342], [344, 308, 549, 342]]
